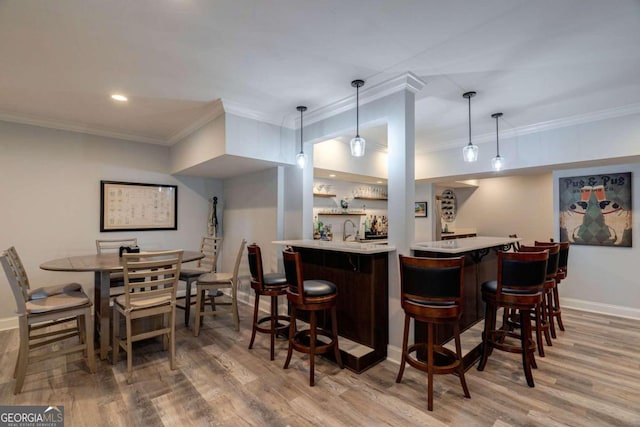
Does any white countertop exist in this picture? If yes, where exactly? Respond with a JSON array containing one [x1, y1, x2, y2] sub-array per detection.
[[272, 239, 396, 254], [411, 236, 521, 254]]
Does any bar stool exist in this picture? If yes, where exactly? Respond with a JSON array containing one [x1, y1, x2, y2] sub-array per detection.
[[395, 255, 470, 411], [537, 240, 569, 334], [517, 244, 560, 355], [477, 250, 548, 387], [282, 248, 343, 386], [247, 243, 289, 360]]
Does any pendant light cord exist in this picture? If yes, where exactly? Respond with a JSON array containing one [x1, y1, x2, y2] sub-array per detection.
[[356, 84, 360, 138], [300, 108, 304, 152], [467, 95, 471, 145], [495, 114, 500, 156]]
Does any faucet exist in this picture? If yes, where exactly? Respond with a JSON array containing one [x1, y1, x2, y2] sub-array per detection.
[[343, 219, 357, 241]]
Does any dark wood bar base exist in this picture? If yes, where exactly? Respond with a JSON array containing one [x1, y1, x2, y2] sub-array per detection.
[[292, 247, 389, 373], [413, 248, 498, 370]]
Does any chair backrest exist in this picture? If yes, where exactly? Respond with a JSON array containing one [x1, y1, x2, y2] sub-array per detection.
[[198, 237, 222, 272], [121, 250, 183, 308], [398, 255, 465, 317], [96, 238, 138, 254], [540, 240, 570, 275], [230, 239, 247, 288], [1, 250, 28, 315], [247, 243, 265, 291], [5, 246, 31, 299], [522, 243, 559, 279], [282, 248, 306, 304], [496, 250, 548, 295]]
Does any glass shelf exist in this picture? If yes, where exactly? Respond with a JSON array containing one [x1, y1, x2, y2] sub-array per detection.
[[317, 212, 366, 216], [313, 193, 337, 198]]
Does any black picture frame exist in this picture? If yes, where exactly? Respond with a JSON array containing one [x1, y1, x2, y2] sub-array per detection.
[[415, 201, 428, 217], [100, 180, 178, 232]]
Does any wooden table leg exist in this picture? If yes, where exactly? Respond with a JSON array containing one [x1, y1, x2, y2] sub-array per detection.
[[94, 271, 111, 360]]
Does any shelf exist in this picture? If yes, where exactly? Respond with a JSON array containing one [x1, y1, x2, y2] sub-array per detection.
[[313, 193, 336, 198], [354, 196, 387, 201], [318, 212, 366, 216]]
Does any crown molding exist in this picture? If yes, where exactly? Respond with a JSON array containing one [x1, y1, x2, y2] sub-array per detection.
[[221, 98, 289, 128], [0, 110, 167, 145], [167, 99, 225, 144], [420, 102, 640, 154], [301, 72, 427, 128]]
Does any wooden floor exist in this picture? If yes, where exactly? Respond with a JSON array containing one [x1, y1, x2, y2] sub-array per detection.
[[1, 304, 639, 427]]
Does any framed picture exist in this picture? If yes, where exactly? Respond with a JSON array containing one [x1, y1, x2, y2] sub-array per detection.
[[415, 201, 428, 217], [558, 172, 632, 247], [100, 181, 178, 232]]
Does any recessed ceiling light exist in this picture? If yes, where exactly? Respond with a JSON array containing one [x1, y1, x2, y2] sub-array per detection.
[[329, 174, 336, 178], [111, 94, 128, 102]]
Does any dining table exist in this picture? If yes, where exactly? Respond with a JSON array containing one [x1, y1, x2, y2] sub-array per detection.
[[40, 250, 204, 360]]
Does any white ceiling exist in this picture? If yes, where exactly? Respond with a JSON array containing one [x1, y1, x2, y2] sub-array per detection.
[[1, 1, 639, 166]]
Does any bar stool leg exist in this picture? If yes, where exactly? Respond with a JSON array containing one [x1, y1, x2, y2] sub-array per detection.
[[330, 305, 343, 368], [248, 292, 260, 350], [454, 322, 470, 399], [520, 309, 535, 387], [395, 314, 410, 383], [309, 310, 317, 386], [270, 295, 278, 361], [552, 285, 565, 332], [427, 322, 434, 411], [283, 308, 296, 370]]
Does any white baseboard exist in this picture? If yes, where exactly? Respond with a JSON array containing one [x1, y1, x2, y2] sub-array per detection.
[[562, 298, 640, 320], [0, 316, 17, 331]]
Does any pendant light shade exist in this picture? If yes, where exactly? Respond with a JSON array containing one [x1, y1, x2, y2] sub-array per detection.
[[462, 91, 479, 162], [296, 106, 307, 169], [491, 112, 505, 171], [350, 79, 366, 157]]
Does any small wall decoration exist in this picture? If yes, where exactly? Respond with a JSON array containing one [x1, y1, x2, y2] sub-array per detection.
[[559, 172, 632, 247], [415, 202, 428, 217], [100, 181, 178, 232]]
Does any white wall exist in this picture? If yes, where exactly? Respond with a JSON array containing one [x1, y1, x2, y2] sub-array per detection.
[[222, 168, 280, 307], [0, 121, 222, 329], [452, 174, 554, 243]]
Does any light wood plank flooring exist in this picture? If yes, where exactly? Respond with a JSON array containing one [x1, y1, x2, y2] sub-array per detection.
[[1, 304, 639, 427]]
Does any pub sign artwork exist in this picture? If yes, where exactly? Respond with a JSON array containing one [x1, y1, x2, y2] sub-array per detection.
[[559, 173, 632, 247]]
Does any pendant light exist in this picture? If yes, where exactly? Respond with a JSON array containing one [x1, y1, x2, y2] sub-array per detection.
[[350, 79, 366, 157], [296, 105, 307, 169], [491, 112, 505, 171], [462, 91, 479, 162]]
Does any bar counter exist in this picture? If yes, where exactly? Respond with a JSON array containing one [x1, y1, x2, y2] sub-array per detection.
[[273, 239, 395, 373]]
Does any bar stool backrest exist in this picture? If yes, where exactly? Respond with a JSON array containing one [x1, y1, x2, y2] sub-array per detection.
[[542, 241, 570, 276], [398, 255, 465, 316], [522, 244, 559, 280], [497, 250, 548, 294], [282, 249, 306, 305], [247, 243, 265, 291]]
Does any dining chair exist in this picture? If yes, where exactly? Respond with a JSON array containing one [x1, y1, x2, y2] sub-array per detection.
[[1, 247, 96, 394], [176, 236, 222, 326], [96, 237, 138, 297], [193, 239, 246, 336], [112, 249, 183, 383]]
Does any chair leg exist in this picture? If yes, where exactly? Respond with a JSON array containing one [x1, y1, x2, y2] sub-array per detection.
[[112, 309, 119, 365], [478, 301, 495, 371], [309, 310, 317, 386], [270, 295, 277, 361], [427, 322, 434, 411], [184, 278, 193, 326], [454, 321, 470, 400], [534, 303, 545, 358], [232, 281, 240, 332], [552, 285, 565, 332], [126, 315, 133, 384], [169, 306, 176, 370], [194, 288, 203, 337], [330, 305, 343, 369], [283, 308, 296, 370], [396, 314, 410, 383], [520, 309, 535, 387], [547, 290, 557, 339], [248, 292, 260, 350], [541, 291, 553, 346], [14, 317, 29, 394]]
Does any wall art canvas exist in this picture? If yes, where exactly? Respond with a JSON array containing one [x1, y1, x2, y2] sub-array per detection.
[[559, 172, 632, 247]]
